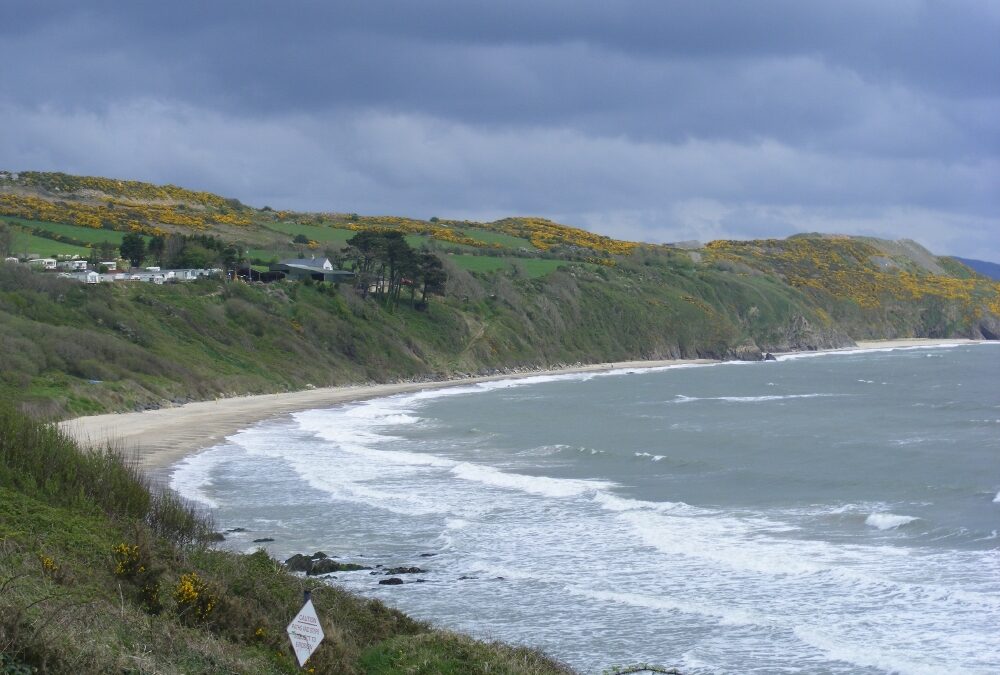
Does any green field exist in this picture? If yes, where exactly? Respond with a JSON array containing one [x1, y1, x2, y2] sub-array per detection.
[[1, 217, 155, 259], [446, 254, 569, 278], [1, 217, 133, 245], [246, 247, 287, 263], [260, 221, 536, 253], [261, 221, 357, 245], [9, 230, 91, 258]]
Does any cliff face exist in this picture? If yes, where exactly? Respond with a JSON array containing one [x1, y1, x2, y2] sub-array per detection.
[[974, 314, 1000, 340], [729, 315, 855, 360]]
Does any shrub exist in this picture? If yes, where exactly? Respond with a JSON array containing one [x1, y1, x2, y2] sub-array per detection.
[[173, 572, 217, 624]]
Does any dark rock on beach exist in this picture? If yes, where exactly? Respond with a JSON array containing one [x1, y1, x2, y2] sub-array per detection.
[[309, 559, 371, 576], [379, 577, 404, 585], [309, 559, 341, 576], [385, 566, 426, 575], [252, 538, 274, 543], [284, 554, 313, 573], [764, 352, 777, 361]]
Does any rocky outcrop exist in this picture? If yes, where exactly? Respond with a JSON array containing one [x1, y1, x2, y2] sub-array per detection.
[[765, 315, 855, 353], [310, 558, 370, 576], [973, 315, 1000, 341], [384, 566, 426, 575], [283, 551, 371, 576], [727, 342, 764, 361]]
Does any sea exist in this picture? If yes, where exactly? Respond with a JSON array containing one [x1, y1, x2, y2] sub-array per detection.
[[169, 343, 1000, 674]]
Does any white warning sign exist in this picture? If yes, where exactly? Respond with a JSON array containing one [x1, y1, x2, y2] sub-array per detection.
[[286, 598, 324, 667]]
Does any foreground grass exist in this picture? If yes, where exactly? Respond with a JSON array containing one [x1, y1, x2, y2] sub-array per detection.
[[0, 404, 572, 674]]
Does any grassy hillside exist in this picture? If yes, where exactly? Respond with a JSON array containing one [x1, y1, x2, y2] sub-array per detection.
[[1, 171, 999, 419], [2, 171, 1000, 672], [0, 257, 798, 417], [704, 236, 1000, 339], [0, 404, 570, 673]]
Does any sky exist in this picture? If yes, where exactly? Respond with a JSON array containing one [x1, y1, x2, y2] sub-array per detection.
[[2, 1, 998, 260]]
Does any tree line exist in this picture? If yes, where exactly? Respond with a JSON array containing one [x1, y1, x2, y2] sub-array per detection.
[[345, 230, 447, 309], [116, 232, 243, 273]]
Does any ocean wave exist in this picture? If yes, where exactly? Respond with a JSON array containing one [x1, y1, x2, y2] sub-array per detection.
[[567, 587, 762, 627], [775, 343, 977, 361], [168, 445, 229, 509], [635, 452, 665, 461], [451, 462, 615, 498], [793, 625, 948, 675], [591, 491, 691, 514], [993, 491, 1000, 504], [865, 513, 919, 530], [673, 393, 838, 403]]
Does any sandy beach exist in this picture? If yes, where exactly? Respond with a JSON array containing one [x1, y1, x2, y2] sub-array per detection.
[[59, 338, 983, 472], [60, 357, 712, 471]]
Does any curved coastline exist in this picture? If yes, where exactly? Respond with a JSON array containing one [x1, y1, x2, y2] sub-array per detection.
[[59, 338, 983, 471]]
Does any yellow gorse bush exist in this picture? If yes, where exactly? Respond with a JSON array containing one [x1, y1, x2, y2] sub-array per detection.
[[6, 171, 242, 210], [705, 237, 1000, 314], [38, 553, 59, 576], [312, 213, 637, 255], [174, 572, 217, 622], [0, 192, 249, 235], [489, 217, 638, 255], [113, 542, 143, 577]]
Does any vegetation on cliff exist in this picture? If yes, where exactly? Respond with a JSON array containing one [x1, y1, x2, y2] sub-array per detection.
[[0, 403, 571, 673], [1, 170, 998, 420]]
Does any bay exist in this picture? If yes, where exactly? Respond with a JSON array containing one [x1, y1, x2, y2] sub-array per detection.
[[170, 344, 1000, 674]]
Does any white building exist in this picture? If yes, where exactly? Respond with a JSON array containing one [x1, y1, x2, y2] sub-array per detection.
[[28, 258, 57, 270], [60, 271, 99, 284]]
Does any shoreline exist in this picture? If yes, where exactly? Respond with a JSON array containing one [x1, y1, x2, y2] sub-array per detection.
[[60, 357, 715, 471], [59, 338, 984, 472]]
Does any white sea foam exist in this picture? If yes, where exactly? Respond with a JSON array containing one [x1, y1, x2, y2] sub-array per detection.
[[793, 625, 953, 675], [775, 343, 974, 361], [634, 452, 665, 461], [673, 393, 837, 403], [451, 462, 614, 498], [567, 587, 763, 627], [993, 491, 1000, 504], [866, 513, 919, 530], [591, 491, 690, 514], [168, 445, 228, 509], [515, 444, 571, 456], [827, 503, 864, 515]]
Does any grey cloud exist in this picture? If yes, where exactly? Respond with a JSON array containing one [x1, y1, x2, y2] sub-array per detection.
[[2, 101, 996, 258], [1, 2, 997, 261]]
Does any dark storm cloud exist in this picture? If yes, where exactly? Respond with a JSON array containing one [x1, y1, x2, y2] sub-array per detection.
[[1, 1, 998, 259]]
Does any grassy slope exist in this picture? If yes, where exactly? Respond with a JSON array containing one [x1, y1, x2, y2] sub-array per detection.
[[0, 405, 570, 674], [0, 251, 846, 418], [1, 171, 999, 420], [2, 171, 1000, 672]]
